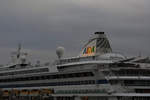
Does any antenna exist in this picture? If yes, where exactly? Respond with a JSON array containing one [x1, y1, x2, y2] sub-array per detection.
[[138, 51, 142, 57], [17, 43, 22, 59]]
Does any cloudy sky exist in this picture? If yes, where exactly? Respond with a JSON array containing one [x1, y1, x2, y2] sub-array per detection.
[[0, 0, 150, 64]]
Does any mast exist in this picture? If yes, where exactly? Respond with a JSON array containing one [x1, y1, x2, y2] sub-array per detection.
[[17, 43, 21, 59]]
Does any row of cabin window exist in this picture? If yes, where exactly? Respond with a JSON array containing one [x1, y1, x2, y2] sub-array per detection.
[[0, 68, 49, 76], [0, 72, 94, 83], [0, 80, 96, 88], [124, 80, 150, 86], [135, 89, 150, 93], [118, 97, 150, 100], [56, 89, 106, 94], [113, 69, 150, 76], [110, 80, 150, 86]]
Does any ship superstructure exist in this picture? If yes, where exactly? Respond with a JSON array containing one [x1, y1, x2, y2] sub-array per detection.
[[0, 32, 150, 100]]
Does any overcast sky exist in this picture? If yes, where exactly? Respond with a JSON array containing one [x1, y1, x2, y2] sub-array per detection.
[[0, 0, 150, 64]]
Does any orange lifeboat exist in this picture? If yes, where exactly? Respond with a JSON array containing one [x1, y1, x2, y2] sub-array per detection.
[[20, 89, 29, 96], [41, 89, 54, 96], [3, 90, 9, 96], [30, 89, 40, 96]]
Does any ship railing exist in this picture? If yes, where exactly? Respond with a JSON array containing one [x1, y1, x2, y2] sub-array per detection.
[[56, 56, 98, 65], [0, 64, 35, 72]]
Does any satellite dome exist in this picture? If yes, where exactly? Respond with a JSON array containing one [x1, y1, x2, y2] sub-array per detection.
[[56, 46, 65, 59]]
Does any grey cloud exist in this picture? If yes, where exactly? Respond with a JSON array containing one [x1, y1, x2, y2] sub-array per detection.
[[0, 0, 150, 64]]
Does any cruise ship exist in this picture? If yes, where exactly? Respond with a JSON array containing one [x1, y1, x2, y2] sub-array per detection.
[[0, 32, 150, 100]]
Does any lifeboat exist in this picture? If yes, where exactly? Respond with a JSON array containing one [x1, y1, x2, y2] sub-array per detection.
[[2, 90, 9, 96], [41, 89, 54, 96], [30, 89, 40, 96], [20, 89, 29, 96], [12, 89, 20, 96]]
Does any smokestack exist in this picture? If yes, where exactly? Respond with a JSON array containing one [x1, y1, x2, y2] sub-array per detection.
[[94, 32, 105, 34], [79, 32, 112, 57]]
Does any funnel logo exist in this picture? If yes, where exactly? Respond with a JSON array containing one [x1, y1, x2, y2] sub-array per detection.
[[83, 46, 96, 55], [79, 39, 96, 57]]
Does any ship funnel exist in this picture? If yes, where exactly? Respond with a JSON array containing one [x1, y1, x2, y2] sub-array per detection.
[[79, 32, 112, 57]]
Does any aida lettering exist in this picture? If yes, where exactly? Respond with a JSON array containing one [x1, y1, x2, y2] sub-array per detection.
[[83, 46, 95, 54]]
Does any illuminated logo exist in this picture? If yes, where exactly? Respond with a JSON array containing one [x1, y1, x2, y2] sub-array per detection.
[[83, 46, 96, 55]]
